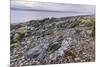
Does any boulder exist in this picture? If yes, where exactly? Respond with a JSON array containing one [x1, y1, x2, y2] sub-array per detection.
[[25, 43, 49, 60]]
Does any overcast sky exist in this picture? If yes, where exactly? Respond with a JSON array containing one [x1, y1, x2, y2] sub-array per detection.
[[10, 0, 95, 23], [11, 0, 95, 13]]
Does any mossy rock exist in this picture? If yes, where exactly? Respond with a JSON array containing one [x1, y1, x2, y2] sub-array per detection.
[[90, 29, 95, 37], [79, 17, 95, 25], [17, 26, 27, 33], [16, 32, 25, 42], [79, 17, 95, 31], [57, 36, 64, 43], [47, 30, 53, 35], [48, 42, 61, 52], [10, 40, 18, 44], [90, 18, 95, 23]]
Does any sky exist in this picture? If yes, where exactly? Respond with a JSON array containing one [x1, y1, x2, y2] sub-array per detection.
[[10, 0, 95, 23], [11, 0, 95, 13]]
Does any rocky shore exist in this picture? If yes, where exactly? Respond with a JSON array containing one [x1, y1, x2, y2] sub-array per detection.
[[10, 15, 95, 67]]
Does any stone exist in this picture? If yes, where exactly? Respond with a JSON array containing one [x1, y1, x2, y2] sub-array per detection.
[[80, 30, 87, 37], [65, 29, 76, 37], [25, 43, 49, 60]]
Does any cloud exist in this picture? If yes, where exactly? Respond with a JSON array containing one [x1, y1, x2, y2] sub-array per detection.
[[11, 0, 95, 13]]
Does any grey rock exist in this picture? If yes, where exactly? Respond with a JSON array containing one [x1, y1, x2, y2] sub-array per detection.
[[80, 30, 87, 37], [25, 43, 49, 60], [65, 29, 76, 37]]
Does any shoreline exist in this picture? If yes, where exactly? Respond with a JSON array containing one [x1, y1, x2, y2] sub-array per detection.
[[10, 14, 95, 25]]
